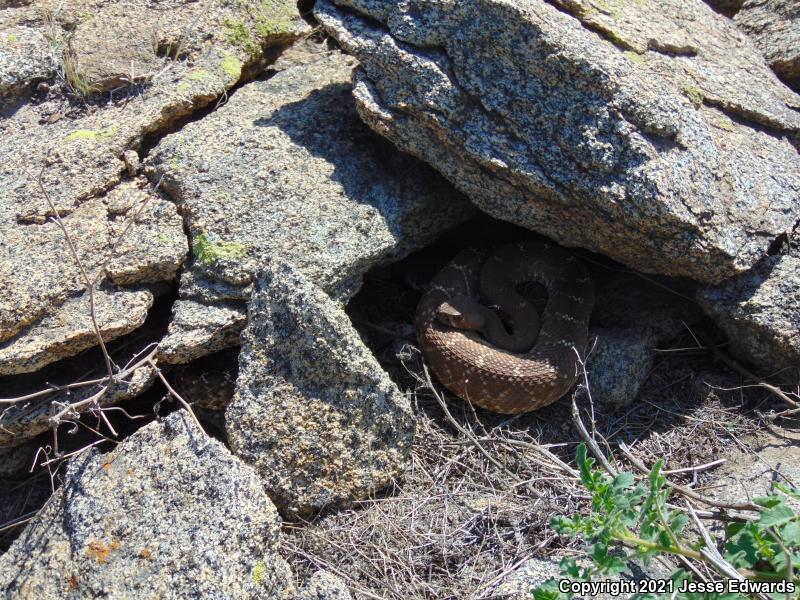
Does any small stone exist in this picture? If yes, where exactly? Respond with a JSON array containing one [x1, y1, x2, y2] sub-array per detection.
[[122, 150, 140, 176], [297, 571, 353, 600]]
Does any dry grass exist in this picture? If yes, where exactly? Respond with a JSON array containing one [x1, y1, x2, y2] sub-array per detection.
[[285, 354, 584, 599], [282, 333, 788, 599]]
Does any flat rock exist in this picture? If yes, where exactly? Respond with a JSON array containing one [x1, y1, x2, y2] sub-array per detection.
[[156, 299, 247, 365], [705, 430, 800, 508], [698, 255, 800, 379], [148, 47, 472, 363], [0, 179, 186, 375], [315, 0, 800, 284], [736, 0, 800, 90], [0, 0, 305, 374], [0, 411, 295, 599], [226, 260, 415, 518]]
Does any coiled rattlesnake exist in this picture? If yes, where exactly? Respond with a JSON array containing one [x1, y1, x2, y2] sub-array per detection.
[[415, 241, 594, 414]]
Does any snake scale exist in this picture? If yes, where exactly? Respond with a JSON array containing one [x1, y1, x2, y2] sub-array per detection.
[[415, 241, 594, 414]]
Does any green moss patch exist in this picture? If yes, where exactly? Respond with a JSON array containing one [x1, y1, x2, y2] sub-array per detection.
[[225, 18, 258, 55], [252, 561, 267, 586], [192, 232, 246, 265], [681, 82, 705, 108], [220, 54, 243, 80], [253, 0, 295, 38], [64, 127, 119, 143], [186, 68, 212, 82]]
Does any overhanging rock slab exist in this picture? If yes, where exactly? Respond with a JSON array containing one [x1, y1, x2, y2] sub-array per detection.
[[316, 0, 800, 284]]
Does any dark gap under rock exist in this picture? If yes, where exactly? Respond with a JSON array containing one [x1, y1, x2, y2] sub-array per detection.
[[345, 213, 775, 432]]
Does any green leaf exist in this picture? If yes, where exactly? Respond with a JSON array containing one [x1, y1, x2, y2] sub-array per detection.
[[648, 460, 666, 491], [757, 501, 796, 528], [725, 523, 761, 568], [577, 443, 596, 489], [775, 483, 800, 500], [612, 471, 634, 492], [532, 578, 568, 600], [558, 556, 583, 581], [670, 513, 689, 535], [780, 520, 800, 546]]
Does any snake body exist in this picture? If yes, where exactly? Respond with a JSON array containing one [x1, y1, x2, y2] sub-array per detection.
[[415, 241, 594, 414]]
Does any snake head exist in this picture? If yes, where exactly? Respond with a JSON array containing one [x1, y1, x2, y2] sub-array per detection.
[[435, 296, 486, 331]]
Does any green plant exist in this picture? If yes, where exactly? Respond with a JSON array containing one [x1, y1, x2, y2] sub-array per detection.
[[62, 44, 96, 97], [533, 444, 799, 599]]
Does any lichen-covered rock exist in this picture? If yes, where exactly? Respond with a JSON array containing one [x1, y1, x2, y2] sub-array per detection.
[[0, 25, 55, 109], [315, 0, 800, 284], [148, 47, 472, 363], [736, 0, 800, 90], [226, 259, 415, 517], [68, 0, 302, 93], [0, 411, 295, 599], [698, 255, 800, 379], [297, 571, 353, 600]]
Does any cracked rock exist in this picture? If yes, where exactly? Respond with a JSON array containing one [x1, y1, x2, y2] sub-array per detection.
[[0, 411, 294, 599], [147, 46, 473, 363], [315, 0, 800, 284], [0, 179, 186, 375], [226, 259, 415, 518], [736, 0, 800, 91], [0, 0, 306, 376]]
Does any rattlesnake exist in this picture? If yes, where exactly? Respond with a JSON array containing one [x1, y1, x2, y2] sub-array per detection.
[[415, 241, 594, 414]]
